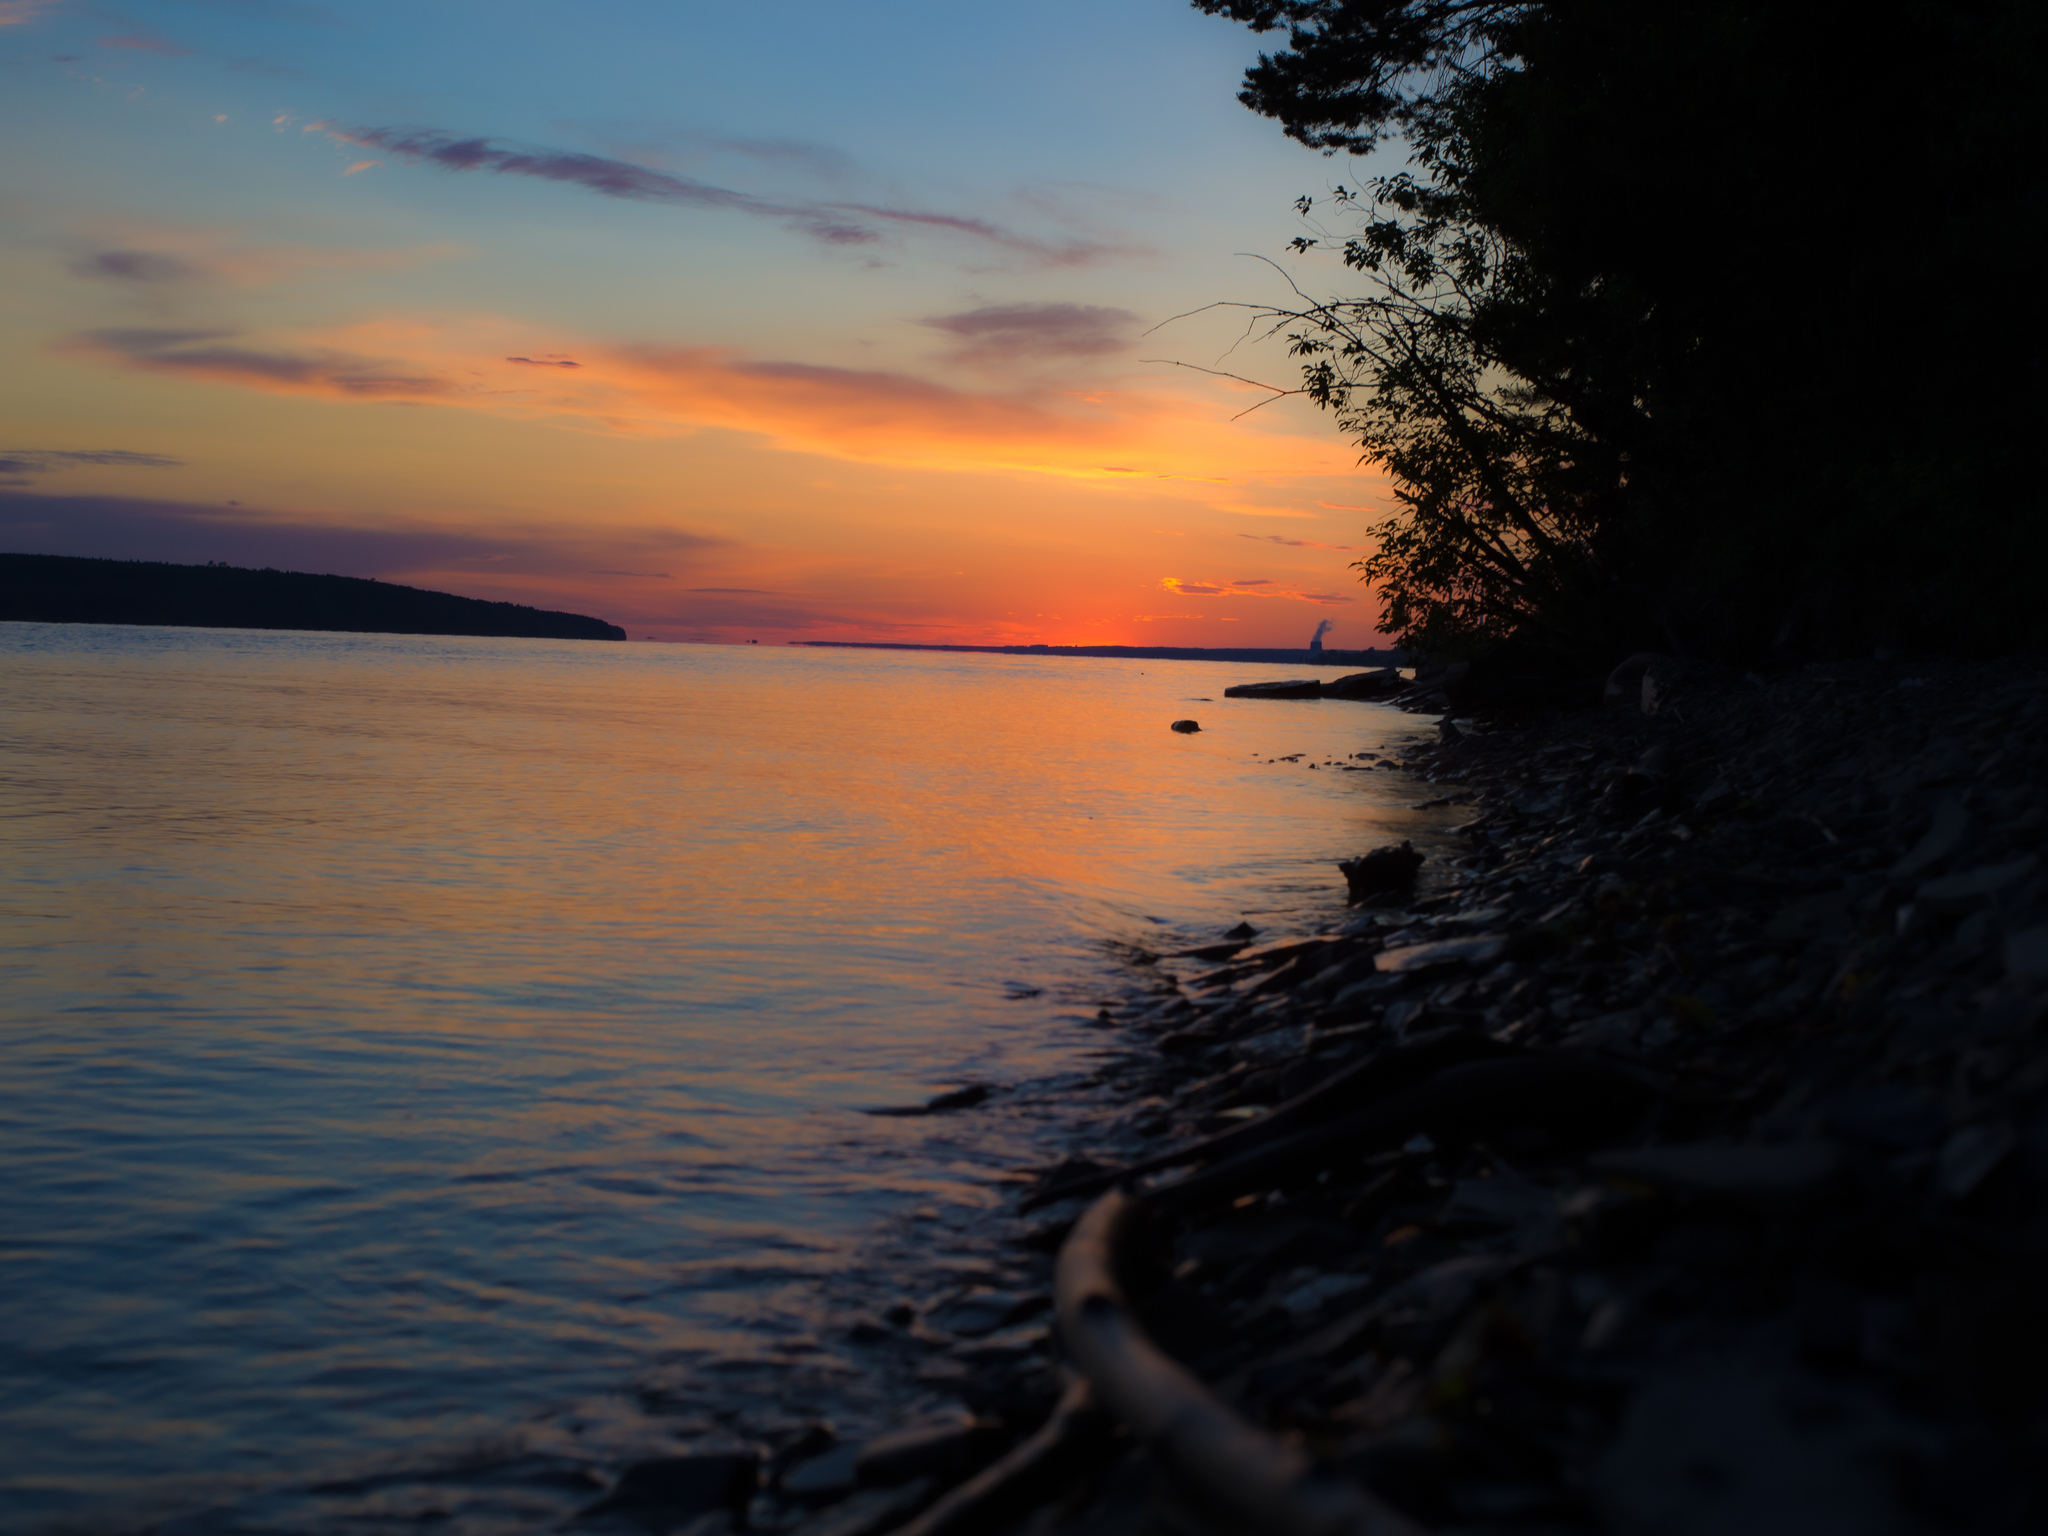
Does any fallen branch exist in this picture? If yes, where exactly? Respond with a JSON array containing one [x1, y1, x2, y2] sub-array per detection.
[[1055, 1190, 1428, 1536]]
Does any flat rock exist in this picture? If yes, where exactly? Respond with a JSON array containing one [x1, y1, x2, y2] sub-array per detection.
[[922, 1287, 1033, 1337], [1916, 855, 2039, 914], [1321, 668, 1405, 701], [1598, 1367, 1913, 1536], [1592, 1143, 1842, 1206], [1375, 934, 1510, 973], [1223, 679, 1322, 699], [854, 1420, 997, 1488], [780, 1444, 860, 1501]]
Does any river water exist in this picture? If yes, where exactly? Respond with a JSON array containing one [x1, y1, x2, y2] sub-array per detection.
[[0, 624, 1446, 1533]]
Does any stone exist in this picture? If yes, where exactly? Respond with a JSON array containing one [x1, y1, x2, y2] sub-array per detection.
[[1938, 1120, 2016, 1198], [1321, 668, 1406, 701], [795, 1480, 935, 1536], [1598, 1367, 1914, 1536], [1823, 1086, 1944, 1149], [1169, 719, 1202, 733], [580, 1453, 758, 1530], [861, 1083, 992, 1117], [922, 1287, 1033, 1337], [1223, 679, 1322, 699], [1915, 856, 2039, 915], [1374, 934, 1510, 974], [1326, 973, 1408, 1016], [1276, 1270, 1374, 1318], [1604, 652, 1670, 707], [947, 1322, 1047, 1366], [780, 1444, 860, 1502], [1439, 1169, 1559, 1230], [1592, 1143, 1842, 1207], [1337, 841, 1425, 904], [1892, 795, 1977, 880], [854, 1419, 998, 1488], [2005, 924, 2048, 981]]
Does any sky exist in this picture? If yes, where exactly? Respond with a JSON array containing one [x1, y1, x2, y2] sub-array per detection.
[[0, 0, 1405, 646]]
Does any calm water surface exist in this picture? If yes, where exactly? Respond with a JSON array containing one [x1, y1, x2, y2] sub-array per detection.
[[0, 624, 1446, 1532]]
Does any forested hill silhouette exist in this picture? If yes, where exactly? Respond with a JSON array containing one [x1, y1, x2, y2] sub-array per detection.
[[0, 553, 626, 641]]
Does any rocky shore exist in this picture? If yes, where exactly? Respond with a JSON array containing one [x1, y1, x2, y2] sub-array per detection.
[[577, 656, 2048, 1536]]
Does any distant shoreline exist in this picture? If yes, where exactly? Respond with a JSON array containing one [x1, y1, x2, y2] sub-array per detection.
[[791, 640, 1407, 667], [0, 553, 626, 642]]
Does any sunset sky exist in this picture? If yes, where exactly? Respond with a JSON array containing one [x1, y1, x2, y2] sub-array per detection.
[[0, 0, 1404, 645]]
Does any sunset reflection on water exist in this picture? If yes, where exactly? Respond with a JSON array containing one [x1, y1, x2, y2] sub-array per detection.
[[0, 624, 1451, 1528]]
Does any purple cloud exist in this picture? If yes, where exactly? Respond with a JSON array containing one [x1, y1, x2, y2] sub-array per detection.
[[99, 33, 191, 56], [923, 302, 1136, 366], [73, 328, 452, 396], [70, 250, 200, 284], [326, 125, 1124, 265], [0, 448, 182, 487], [1238, 532, 1360, 552], [507, 355, 580, 368]]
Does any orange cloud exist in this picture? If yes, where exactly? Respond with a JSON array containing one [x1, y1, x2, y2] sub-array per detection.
[[1160, 576, 1353, 606], [57, 311, 1370, 504]]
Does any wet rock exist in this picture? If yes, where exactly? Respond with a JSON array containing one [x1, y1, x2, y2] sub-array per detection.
[[1169, 719, 1202, 734], [580, 1453, 758, 1532], [923, 1287, 1036, 1337], [2006, 924, 2048, 981], [791, 1479, 934, 1536], [1374, 934, 1509, 974], [1337, 841, 1424, 904], [1223, 921, 1259, 940], [1823, 1086, 1945, 1149], [1591, 1143, 1843, 1208], [1916, 856, 2039, 915], [854, 1419, 1001, 1487], [947, 1322, 1047, 1366], [1223, 679, 1322, 699], [1604, 652, 1670, 707], [1321, 668, 1405, 701], [1938, 1120, 2016, 1198], [780, 1444, 860, 1502], [862, 1083, 993, 1117], [1598, 1367, 1914, 1536], [1893, 796, 1978, 880]]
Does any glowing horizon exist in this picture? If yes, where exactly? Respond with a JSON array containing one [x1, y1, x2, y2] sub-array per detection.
[[1, 0, 1404, 647]]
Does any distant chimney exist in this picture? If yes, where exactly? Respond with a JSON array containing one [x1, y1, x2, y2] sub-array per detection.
[[1308, 618, 1335, 655]]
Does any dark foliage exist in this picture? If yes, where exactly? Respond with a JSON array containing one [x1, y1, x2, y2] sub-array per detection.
[[0, 553, 626, 640], [1195, 0, 2048, 661]]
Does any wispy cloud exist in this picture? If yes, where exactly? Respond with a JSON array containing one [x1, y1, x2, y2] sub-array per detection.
[[922, 302, 1136, 367], [63, 229, 460, 289], [0, 447, 182, 486], [0, 1, 62, 28], [70, 327, 454, 396], [1160, 576, 1351, 606], [99, 33, 189, 55], [1238, 532, 1358, 551], [314, 124, 1131, 266], [58, 313, 1366, 492], [70, 250, 203, 284]]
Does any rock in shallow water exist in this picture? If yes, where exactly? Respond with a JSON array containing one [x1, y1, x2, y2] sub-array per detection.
[[1169, 718, 1202, 733]]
